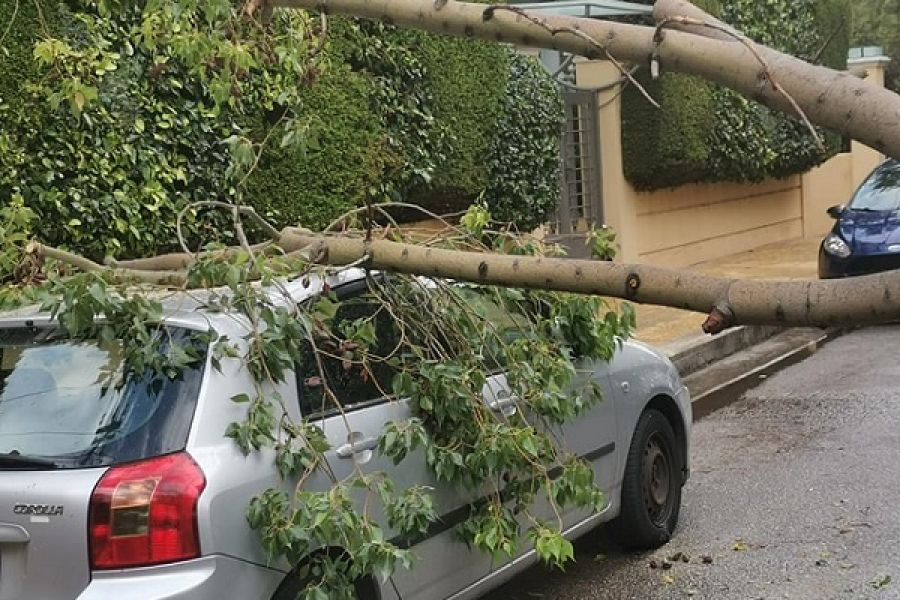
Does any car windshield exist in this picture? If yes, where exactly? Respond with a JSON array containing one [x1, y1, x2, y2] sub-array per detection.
[[0, 326, 205, 469], [849, 159, 900, 211]]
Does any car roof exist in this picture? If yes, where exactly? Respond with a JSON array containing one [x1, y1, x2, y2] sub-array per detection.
[[0, 268, 371, 334]]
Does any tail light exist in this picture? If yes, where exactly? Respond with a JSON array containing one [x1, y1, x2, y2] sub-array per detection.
[[89, 452, 206, 569]]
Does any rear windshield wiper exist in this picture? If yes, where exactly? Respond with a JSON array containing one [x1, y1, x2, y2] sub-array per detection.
[[0, 452, 60, 469]]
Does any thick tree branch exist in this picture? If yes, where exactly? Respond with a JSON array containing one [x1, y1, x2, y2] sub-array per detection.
[[272, 0, 900, 159], [30, 243, 188, 287], [275, 230, 900, 330]]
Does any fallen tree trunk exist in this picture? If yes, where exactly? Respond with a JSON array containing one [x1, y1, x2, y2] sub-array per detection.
[[86, 228, 900, 333], [272, 0, 900, 160], [277, 230, 900, 332]]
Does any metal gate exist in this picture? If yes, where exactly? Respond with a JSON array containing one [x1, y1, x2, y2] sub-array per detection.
[[556, 89, 603, 234]]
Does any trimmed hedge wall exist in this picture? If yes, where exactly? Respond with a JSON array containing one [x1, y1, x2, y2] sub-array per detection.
[[0, 5, 562, 257], [622, 0, 850, 190], [243, 61, 389, 232], [484, 53, 564, 230], [412, 35, 509, 206], [621, 72, 715, 190]]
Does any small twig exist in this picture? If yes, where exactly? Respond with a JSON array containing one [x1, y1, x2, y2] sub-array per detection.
[[233, 204, 254, 258], [364, 195, 374, 244], [29, 0, 48, 38], [235, 112, 288, 193], [555, 64, 639, 93], [811, 20, 845, 65], [484, 5, 659, 109], [655, 16, 824, 151], [0, 0, 19, 47], [176, 200, 282, 256], [306, 12, 329, 61]]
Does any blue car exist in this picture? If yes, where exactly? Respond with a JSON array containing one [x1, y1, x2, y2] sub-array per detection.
[[819, 159, 900, 278]]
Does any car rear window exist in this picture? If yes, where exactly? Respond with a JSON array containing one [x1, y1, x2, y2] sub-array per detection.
[[0, 327, 205, 469], [850, 159, 900, 211]]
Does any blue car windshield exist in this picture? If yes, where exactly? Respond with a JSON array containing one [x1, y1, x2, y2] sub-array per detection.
[[849, 159, 900, 211]]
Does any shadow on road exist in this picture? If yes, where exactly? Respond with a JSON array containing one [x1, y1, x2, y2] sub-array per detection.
[[480, 525, 657, 600]]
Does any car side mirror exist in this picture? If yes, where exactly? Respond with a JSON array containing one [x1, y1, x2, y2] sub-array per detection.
[[826, 204, 845, 219]]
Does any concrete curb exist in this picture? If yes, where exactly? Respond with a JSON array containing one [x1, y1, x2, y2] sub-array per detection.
[[660, 325, 784, 377], [686, 327, 846, 420]]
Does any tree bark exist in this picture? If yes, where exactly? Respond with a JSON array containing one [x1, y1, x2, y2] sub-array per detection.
[[272, 0, 900, 160], [275, 230, 900, 332], [37, 226, 900, 332]]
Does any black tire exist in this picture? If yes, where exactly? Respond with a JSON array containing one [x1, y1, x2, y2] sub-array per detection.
[[608, 408, 682, 550]]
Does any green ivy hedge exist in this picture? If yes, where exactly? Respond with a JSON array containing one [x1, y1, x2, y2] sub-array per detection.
[[243, 49, 392, 232], [484, 53, 564, 230], [1, 3, 238, 258], [622, 0, 850, 190], [0, 4, 562, 257], [408, 34, 509, 211]]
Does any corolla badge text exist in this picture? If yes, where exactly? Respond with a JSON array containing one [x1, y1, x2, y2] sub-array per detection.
[[13, 504, 64, 516]]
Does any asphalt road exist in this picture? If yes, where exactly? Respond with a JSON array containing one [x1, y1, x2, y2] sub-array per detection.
[[484, 326, 900, 600]]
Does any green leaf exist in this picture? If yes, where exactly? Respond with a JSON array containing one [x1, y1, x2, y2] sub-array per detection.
[[231, 394, 250, 404]]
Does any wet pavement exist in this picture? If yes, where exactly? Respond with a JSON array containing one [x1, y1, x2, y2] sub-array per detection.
[[484, 326, 900, 600], [634, 238, 820, 345]]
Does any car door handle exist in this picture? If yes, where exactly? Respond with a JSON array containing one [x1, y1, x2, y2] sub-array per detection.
[[488, 394, 518, 417], [335, 436, 379, 459]]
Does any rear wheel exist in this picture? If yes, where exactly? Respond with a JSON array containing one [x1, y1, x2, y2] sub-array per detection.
[[272, 556, 378, 600], [609, 408, 682, 550]]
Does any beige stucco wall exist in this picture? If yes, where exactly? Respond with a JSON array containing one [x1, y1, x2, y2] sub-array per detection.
[[574, 56, 888, 267], [631, 178, 803, 267], [801, 153, 854, 239]]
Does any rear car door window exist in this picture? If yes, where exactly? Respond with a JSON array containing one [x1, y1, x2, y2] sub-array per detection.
[[297, 288, 401, 418]]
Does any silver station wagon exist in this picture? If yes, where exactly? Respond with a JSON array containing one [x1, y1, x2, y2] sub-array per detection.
[[0, 269, 691, 600]]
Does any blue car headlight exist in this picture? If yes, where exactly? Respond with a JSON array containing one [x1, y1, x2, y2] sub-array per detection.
[[823, 233, 851, 258]]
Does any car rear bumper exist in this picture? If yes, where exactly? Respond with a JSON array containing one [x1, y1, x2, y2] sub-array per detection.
[[77, 555, 283, 600]]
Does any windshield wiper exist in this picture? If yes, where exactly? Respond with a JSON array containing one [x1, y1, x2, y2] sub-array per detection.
[[851, 206, 900, 212], [0, 452, 60, 469]]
